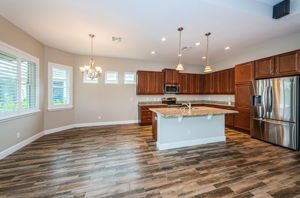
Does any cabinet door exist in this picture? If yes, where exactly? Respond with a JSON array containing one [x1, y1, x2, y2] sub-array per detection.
[[254, 57, 275, 79], [155, 72, 164, 94], [235, 83, 252, 108], [219, 70, 229, 94], [225, 114, 234, 127], [234, 107, 250, 131], [212, 72, 220, 94], [235, 62, 254, 84], [188, 74, 195, 94], [179, 73, 188, 94], [147, 72, 157, 94], [228, 68, 235, 94], [194, 74, 201, 94], [275, 50, 300, 76], [163, 69, 179, 84], [136, 71, 148, 94], [204, 73, 212, 94]]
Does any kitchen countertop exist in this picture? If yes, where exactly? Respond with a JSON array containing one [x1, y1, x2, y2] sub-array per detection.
[[139, 101, 235, 107], [150, 107, 238, 118]]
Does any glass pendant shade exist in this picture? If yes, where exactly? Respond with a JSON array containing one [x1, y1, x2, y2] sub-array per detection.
[[204, 65, 212, 73], [176, 63, 184, 71]]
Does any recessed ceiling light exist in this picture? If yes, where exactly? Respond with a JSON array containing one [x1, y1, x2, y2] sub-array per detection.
[[202, 56, 206, 59], [225, 46, 230, 50], [151, 51, 156, 55], [161, 37, 166, 42], [195, 42, 200, 46]]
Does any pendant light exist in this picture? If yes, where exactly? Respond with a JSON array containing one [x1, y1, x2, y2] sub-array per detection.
[[176, 27, 184, 71], [204, 32, 212, 73], [79, 34, 102, 79]]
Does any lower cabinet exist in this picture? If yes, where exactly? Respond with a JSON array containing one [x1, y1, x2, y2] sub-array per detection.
[[152, 112, 157, 141], [234, 107, 251, 131], [138, 105, 167, 125]]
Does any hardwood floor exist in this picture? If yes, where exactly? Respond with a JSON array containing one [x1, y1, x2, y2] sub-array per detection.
[[0, 125, 300, 198]]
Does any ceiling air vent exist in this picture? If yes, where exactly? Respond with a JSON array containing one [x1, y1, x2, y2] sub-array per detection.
[[273, 0, 290, 19]]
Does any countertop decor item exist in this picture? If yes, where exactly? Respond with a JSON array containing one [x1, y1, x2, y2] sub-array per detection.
[[79, 34, 102, 79]]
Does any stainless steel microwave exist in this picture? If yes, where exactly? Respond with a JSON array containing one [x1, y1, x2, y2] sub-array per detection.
[[165, 84, 180, 94]]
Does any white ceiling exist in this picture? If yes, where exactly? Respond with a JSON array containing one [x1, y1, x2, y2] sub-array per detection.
[[0, 0, 299, 66]]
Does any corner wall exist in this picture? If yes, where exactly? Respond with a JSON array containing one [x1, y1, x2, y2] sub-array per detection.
[[0, 16, 44, 152]]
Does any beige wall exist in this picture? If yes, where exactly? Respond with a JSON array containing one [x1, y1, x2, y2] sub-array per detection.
[[0, 16, 44, 151], [74, 55, 204, 124], [43, 46, 75, 130]]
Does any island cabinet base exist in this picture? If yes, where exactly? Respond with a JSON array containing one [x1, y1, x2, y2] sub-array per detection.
[[156, 114, 226, 150]]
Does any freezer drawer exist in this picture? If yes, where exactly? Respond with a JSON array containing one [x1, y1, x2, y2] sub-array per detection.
[[251, 118, 298, 150]]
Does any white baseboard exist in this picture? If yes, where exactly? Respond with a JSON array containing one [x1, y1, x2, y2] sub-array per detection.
[[0, 120, 139, 160], [0, 131, 44, 160], [43, 124, 75, 135], [74, 120, 138, 128], [157, 136, 226, 150]]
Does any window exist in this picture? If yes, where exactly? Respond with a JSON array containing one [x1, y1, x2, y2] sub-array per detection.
[[83, 73, 98, 84], [124, 72, 136, 84], [105, 71, 118, 84], [0, 42, 39, 121], [48, 63, 73, 110]]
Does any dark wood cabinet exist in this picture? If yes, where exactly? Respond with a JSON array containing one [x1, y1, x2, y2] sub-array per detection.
[[254, 57, 275, 79], [179, 73, 188, 94], [136, 71, 164, 95], [152, 112, 157, 141], [163, 69, 179, 84], [235, 83, 252, 108], [275, 50, 300, 76], [234, 107, 251, 131], [178, 73, 202, 94], [203, 68, 234, 94], [228, 68, 235, 94], [138, 105, 167, 125], [235, 62, 254, 84], [212, 72, 220, 94]]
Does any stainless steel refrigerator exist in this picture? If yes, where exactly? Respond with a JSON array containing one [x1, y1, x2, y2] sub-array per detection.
[[251, 76, 299, 150]]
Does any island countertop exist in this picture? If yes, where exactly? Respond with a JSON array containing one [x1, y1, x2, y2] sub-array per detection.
[[150, 107, 238, 118]]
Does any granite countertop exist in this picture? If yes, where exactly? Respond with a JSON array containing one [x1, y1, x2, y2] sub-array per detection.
[[150, 107, 238, 118], [138, 101, 235, 107]]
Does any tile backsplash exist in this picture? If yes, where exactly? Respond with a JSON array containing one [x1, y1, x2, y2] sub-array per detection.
[[137, 94, 235, 104]]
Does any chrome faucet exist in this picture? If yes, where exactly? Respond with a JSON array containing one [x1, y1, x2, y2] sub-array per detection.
[[182, 102, 192, 110]]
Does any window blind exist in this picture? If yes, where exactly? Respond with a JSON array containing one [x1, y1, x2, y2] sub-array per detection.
[[0, 48, 38, 117], [52, 67, 70, 105], [0, 51, 18, 112]]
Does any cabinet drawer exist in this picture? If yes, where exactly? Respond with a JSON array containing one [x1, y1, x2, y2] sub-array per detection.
[[141, 110, 152, 117], [141, 117, 152, 124]]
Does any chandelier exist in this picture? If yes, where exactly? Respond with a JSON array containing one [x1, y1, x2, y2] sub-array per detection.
[[176, 27, 184, 71], [80, 34, 102, 79], [204, 32, 212, 72]]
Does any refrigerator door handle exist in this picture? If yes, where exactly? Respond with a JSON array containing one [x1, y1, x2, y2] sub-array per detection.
[[269, 86, 273, 113]]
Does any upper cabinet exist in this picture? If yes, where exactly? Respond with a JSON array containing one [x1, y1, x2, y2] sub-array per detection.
[[254, 50, 300, 79], [136, 71, 164, 95], [163, 69, 179, 84], [275, 50, 300, 76], [178, 73, 202, 94], [235, 62, 254, 84], [254, 57, 275, 79], [203, 68, 234, 94]]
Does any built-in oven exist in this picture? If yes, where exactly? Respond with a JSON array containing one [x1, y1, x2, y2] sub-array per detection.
[[165, 84, 180, 94]]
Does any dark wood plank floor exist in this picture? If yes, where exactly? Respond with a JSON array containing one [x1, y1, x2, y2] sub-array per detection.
[[1, 125, 300, 198]]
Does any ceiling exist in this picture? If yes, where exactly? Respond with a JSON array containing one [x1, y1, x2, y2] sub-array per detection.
[[0, 0, 299, 66]]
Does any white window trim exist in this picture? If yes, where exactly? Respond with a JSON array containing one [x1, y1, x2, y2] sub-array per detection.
[[0, 41, 40, 122], [48, 62, 73, 111], [105, 71, 119, 84]]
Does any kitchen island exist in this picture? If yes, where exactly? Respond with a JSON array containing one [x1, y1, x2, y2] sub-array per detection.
[[150, 107, 237, 150]]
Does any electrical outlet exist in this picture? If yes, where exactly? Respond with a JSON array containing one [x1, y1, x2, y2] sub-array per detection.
[[17, 132, 21, 139]]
